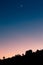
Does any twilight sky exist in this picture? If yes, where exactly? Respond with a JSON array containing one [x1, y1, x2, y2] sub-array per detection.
[[0, 0, 43, 59]]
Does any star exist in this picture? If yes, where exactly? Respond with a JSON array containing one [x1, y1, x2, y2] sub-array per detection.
[[17, 4, 23, 9], [20, 4, 23, 8]]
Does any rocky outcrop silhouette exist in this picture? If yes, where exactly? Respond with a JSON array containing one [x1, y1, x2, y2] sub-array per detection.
[[0, 49, 43, 65]]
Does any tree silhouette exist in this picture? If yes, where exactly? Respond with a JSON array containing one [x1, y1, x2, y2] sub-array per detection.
[[0, 49, 43, 65], [3, 56, 5, 59]]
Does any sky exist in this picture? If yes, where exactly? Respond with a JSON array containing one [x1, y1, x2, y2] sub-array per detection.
[[0, 0, 43, 59]]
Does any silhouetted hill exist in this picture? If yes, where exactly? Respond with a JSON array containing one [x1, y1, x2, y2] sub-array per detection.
[[0, 49, 43, 64]]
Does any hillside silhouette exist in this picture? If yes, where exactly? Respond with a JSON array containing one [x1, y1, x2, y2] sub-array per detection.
[[0, 49, 43, 64]]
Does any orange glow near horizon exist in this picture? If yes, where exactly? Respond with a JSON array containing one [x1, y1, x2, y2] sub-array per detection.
[[0, 35, 43, 59]]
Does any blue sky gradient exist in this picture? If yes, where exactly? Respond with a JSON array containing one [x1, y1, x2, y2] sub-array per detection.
[[0, 0, 43, 58]]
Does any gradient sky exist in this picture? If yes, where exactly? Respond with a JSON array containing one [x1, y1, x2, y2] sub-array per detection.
[[0, 0, 43, 59]]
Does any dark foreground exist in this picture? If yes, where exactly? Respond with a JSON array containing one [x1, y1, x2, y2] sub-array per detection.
[[0, 50, 43, 65]]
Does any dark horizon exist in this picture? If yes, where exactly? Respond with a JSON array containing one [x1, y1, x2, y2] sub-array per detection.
[[0, 49, 43, 65]]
